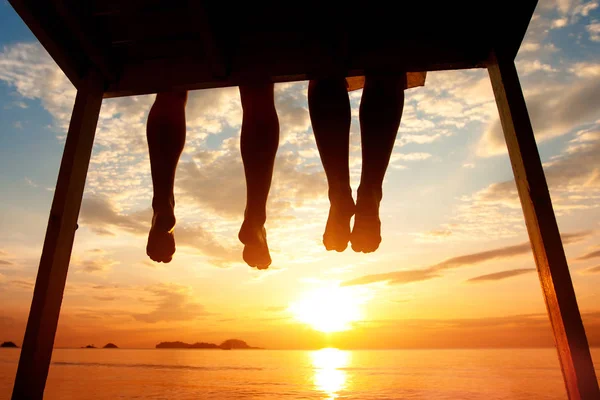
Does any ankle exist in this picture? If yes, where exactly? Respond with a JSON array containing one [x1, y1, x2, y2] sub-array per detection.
[[152, 196, 175, 214], [328, 185, 353, 203], [152, 213, 176, 231], [243, 209, 266, 227], [357, 185, 382, 201]]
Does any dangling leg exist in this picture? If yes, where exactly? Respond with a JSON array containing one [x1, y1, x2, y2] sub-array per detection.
[[308, 78, 355, 252], [146, 91, 188, 263], [238, 83, 279, 269], [352, 75, 405, 253]]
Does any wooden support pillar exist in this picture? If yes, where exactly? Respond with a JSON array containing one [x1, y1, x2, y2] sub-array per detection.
[[12, 71, 104, 400], [488, 52, 599, 400]]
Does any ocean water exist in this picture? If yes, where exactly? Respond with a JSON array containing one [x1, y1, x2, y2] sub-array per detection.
[[1, 348, 599, 399]]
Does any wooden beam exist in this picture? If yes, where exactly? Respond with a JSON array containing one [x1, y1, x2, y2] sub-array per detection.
[[103, 52, 485, 98], [187, 1, 227, 79], [488, 52, 600, 400], [8, 0, 84, 88], [12, 70, 104, 400], [53, 0, 118, 83]]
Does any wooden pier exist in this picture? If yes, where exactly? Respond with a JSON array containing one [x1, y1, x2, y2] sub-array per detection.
[[6, 1, 599, 398]]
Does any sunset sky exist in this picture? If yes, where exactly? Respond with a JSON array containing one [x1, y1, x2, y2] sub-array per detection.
[[1, 0, 600, 350]]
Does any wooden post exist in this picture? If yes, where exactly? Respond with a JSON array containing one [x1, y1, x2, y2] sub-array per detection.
[[12, 71, 104, 400], [488, 52, 600, 399]]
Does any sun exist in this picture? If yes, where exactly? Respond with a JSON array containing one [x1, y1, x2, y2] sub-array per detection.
[[288, 284, 365, 333]]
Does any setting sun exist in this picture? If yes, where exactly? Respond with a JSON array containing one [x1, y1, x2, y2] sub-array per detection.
[[288, 285, 366, 333]]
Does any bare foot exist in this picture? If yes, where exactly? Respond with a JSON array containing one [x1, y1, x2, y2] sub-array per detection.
[[239, 220, 271, 269], [323, 193, 355, 252], [146, 213, 176, 263], [351, 188, 382, 253]]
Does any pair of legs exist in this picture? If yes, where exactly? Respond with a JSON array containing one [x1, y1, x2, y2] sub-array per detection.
[[308, 74, 406, 253], [146, 85, 278, 269]]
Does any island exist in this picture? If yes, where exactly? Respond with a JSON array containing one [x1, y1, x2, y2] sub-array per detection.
[[156, 339, 261, 350], [103, 343, 119, 349], [1, 341, 18, 348], [82, 344, 97, 349]]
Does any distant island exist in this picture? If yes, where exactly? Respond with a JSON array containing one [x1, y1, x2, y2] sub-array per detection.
[[103, 343, 118, 349], [82, 344, 97, 349], [1, 341, 18, 348], [156, 339, 261, 350]]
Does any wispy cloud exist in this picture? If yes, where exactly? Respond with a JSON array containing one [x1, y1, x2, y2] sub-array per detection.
[[133, 283, 211, 323], [583, 265, 600, 273], [577, 248, 600, 260], [79, 195, 236, 265], [467, 268, 536, 283], [343, 231, 590, 286], [478, 75, 600, 156]]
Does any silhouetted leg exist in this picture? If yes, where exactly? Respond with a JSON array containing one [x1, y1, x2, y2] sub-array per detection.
[[352, 75, 405, 253], [308, 78, 355, 252], [238, 83, 279, 269], [146, 91, 188, 263]]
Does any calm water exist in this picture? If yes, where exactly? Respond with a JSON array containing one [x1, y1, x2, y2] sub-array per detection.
[[1, 348, 599, 399]]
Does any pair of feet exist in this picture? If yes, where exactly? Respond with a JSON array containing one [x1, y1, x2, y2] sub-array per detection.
[[147, 188, 382, 267], [146, 208, 272, 269], [238, 188, 382, 270], [323, 188, 382, 254]]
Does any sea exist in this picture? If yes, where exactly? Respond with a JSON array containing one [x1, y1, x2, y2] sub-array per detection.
[[1, 348, 599, 399]]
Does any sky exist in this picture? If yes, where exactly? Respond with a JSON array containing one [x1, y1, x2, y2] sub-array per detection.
[[1, 0, 600, 350]]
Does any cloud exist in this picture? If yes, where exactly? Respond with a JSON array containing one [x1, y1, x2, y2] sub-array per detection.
[[587, 22, 600, 41], [265, 306, 286, 312], [94, 296, 116, 301], [416, 229, 453, 242], [343, 269, 441, 286], [274, 82, 311, 144], [9, 280, 34, 290], [569, 62, 600, 77], [78, 259, 116, 273], [551, 17, 568, 28], [391, 152, 432, 162], [477, 76, 600, 156], [343, 231, 590, 286], [133, 283, 210, 323], [79, 195, 236, 265], [177, 138, 327, 221], [0, 250, 15, 270], [516, 60, 557, 75], [185, 86, 242, 134], [467, 268, 536, 283], [583, 265, 600, 273], [0, 42, 76, 130], [71, 248, 117, 273], [79, 195, 147, 236], [542, 0, 599, 22], [577, 248, 600, 260], [174, 225, 237, 266], [441, 129, 600, 240]]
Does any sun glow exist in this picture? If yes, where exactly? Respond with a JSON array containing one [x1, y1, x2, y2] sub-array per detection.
[[310, 348, 351, 399], [289, 284, 365, 333]]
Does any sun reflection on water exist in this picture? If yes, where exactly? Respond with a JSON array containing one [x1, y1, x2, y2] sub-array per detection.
[[310, 348, 351, 399]]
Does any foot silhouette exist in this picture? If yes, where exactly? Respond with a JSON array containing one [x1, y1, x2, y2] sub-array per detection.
[[351, 189, 382, 253], [239, 220, 271, 269], [323, 194, 355, 252], [146, 213, 176, 263]]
